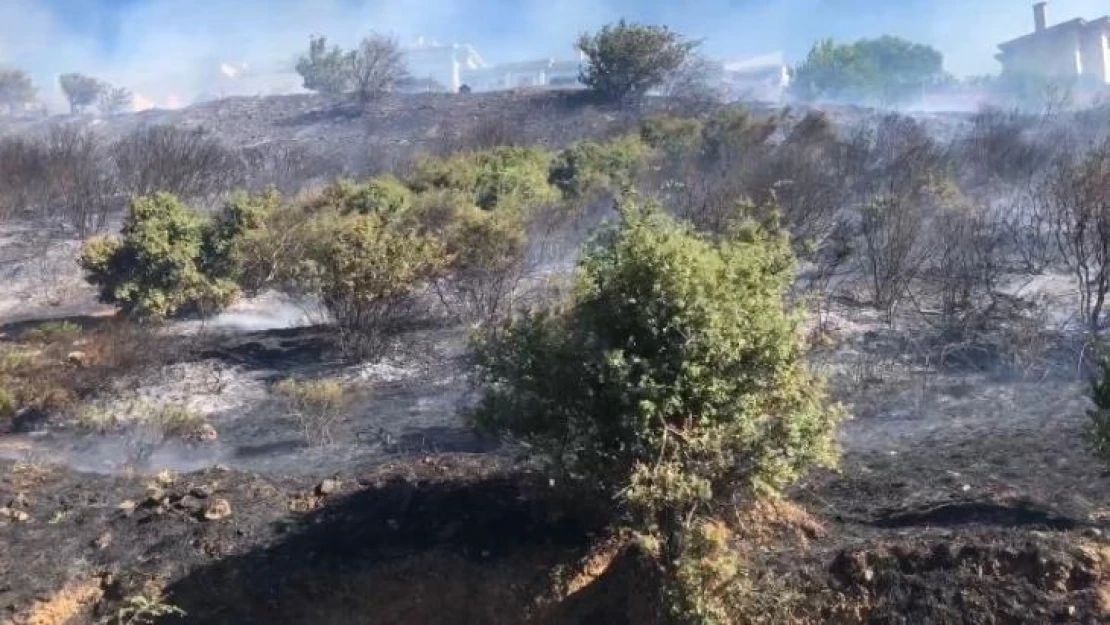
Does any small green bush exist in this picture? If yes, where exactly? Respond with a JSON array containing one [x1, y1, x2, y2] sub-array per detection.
[[316, 215, 447, 358], [311, 176, 413, 218], [80, 193, 239, 319], [202, 191, 282, 282], [409, 147, 558, 212], [549, 135, 652, 202]]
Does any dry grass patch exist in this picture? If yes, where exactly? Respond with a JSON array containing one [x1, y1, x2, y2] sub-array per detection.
[[16, 578, 104, 625]]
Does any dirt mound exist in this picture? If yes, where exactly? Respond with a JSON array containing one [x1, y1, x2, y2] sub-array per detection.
[[829, 538, 1110, 624]]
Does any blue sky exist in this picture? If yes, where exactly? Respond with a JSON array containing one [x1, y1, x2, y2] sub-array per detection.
[[4, 1, 1109, 107]]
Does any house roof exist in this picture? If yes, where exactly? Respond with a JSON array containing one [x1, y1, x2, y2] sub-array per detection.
[[997, 16, 1109, 51]]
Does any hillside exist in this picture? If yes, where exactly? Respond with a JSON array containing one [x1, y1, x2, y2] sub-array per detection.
[[0, 92, 1108, 624]]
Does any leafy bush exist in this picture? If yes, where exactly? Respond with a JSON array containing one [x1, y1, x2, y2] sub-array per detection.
[[640, 115, 705, 157], [549, 135, 652, 202], [433, 205, 528, 324], [315, 215, 447, 358], [791, 36, 945, 105], [295, 35, 353, 95], [408, 147, 558, 211], [80, 193, 240, 319], [468, 199, 842, 622], [311, 176, 412, 219], [273, 377, 350, 445], [576, 21, 698, 104], [202, 191, 279, 280]]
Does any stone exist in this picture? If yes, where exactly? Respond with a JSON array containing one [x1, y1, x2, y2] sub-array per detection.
[[203, 497, 232, 521], [117, 500, 137, 512], [191, 423, 219, 443], [66, 351, 88, 367], [316, 479, 340, 496], [93, 532, 113, 550], [0, 507, 30, 523]]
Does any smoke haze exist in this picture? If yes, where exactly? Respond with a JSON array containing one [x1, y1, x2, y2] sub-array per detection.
[[3, 0, 1109, 109]]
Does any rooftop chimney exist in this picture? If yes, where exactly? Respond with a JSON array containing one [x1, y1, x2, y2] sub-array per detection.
[[1034, 2, 1047, 32]]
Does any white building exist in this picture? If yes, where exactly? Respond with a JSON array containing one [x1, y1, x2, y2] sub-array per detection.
[[403, 38, 487, 93], [461, 57, 583, 92], [718, 52, 791, 103]]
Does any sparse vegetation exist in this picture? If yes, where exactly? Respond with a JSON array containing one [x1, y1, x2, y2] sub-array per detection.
[[98, 85, 134, 115], [350, 33, 409, 103], [273, 377, 350, 445], [111, 125, 242, 203]]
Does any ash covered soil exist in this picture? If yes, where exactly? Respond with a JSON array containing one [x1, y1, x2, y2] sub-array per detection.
[[0, 93, 1108, 624]]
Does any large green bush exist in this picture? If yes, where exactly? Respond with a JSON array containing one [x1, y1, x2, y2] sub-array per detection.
[[80, 193, 239, 319], [470, 198, 841, 509], [576, 21, 698, 104], [469, 199, 841, 620]]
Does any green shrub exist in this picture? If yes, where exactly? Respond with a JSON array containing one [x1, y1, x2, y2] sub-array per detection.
[[311, 176, 413, 218], [409, 147, 558, 211], [202, 191, 282, 283], [640, 115, 705, 157], [576, 21, 699, 103], [468, 199, 842, 623], [79, 193, 239, 319], [316, 215, 448, 358], [433, 205, 528, 323], [550, 135, 652, 201]]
